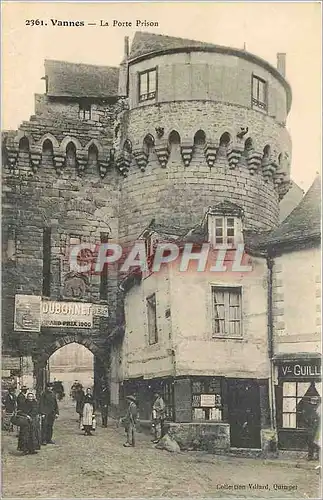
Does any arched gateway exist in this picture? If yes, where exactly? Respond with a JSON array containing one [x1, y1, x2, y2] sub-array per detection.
[[33, 334, 108, 397]]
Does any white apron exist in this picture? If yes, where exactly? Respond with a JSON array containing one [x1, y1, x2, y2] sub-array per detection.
[[82, 402, 94, 426]]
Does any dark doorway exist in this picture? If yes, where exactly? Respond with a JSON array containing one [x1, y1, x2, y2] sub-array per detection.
[[227, 379, 261, 448]]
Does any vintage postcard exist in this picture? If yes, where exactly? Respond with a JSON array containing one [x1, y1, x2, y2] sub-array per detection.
[[1, 1, 322, 498]]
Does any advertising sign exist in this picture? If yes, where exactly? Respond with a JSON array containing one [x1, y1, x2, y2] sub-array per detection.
[[41, 300, 93, 328], [200, 394, 216, 407], [278, 361, 321, 380], [14, 295, 42, 332]]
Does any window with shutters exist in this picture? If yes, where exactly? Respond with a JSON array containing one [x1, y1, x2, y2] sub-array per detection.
[[147, 293, 158, 344], [212, 286, 242, 338], [139, 68, 157, 102]]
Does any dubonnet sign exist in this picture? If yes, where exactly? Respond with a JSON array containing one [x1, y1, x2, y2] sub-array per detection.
[[14, 295, 108, 330], [41, 301, 93, 328]]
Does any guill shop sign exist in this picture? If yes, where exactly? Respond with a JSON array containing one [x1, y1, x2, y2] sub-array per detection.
[[279, 361, 322, 379]]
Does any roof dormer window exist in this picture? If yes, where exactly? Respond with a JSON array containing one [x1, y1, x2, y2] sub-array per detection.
[[207, 202, 244, 248]]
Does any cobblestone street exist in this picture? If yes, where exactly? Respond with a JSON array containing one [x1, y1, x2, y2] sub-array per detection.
[[1, 401, 321, 499]]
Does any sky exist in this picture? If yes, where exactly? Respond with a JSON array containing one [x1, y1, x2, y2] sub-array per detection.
[[2, 1, 322, 190]]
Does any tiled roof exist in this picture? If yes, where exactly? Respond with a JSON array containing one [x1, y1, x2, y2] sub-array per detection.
[[45, 60, 119, 98], [129, 32, 213, 59], [263, 175, 321, 248]]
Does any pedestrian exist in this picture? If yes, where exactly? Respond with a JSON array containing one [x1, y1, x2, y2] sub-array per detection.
[[17, 385, 28, 411], [122, 395, 138, 447], [303, 394, 321, 461], [16, 392, 41, 455], [39, 383, 59, 445], [80, 388, 96, 436], [99, 384, 109, 428], [3, 386, 17, 432], [151, 391, 166, 444], [75, 385, 85, 422]]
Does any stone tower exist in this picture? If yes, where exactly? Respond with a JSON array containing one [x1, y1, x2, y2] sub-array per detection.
[[115, 33, 292, 246]]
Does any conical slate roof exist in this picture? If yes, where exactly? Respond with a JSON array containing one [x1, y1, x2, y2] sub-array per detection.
[[129, 32, 214, 59], [265, 175, 321, 247]]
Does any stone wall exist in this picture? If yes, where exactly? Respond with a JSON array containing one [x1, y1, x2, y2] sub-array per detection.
[[2, 99, 120, 362], [118, 99, 291, 244], [166, 422, 231, 452], [128, 51, 289, 124], [272, 246, 321, 355]]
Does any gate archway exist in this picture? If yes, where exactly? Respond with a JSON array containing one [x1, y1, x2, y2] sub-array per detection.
[[33, 334, 108, 398]]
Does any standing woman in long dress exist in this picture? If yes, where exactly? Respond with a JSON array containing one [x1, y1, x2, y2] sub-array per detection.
[[17, 392, 41, 454], [81, 388, 95, 436]]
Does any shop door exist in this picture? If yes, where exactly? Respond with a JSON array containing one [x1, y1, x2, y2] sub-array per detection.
[[228, 379, 261, 449]]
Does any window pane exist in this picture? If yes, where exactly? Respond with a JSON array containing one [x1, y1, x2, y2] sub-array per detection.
[[148, 70, 156, 92], [283, 382, 296, 397], [229, 292, 240, 306], [283, 413, 296, 428], [214, 291, 224, 304], [216, 228, 223, 236], [227, 237, 234, 245], [227, 218, 235, 227], [140, 73, 148, 95], [227, 228, 234, 237], [258, 81, 265, 103], [216, 237, 224, 244], [252, 77, 258, 98], [214, 319, 225, 334], [283, 398, 296, 412], [297, 382, 311, 398], [215, 218, 223, 227], [315, 382, 322, 396]]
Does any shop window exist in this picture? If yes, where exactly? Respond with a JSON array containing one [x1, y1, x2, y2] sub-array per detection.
[[139, 68, 157, 102], [282, 381, 321, 429], [252, 75, 267, 111], [79, 102, 91, 120], [212, 286, 242, 338], [192, 377, 223, 421], [147, 293, 158, 345]]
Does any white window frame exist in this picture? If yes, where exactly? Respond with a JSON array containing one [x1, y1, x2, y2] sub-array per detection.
[[208, 215, 243, 248], [211, 285, 243, 338]]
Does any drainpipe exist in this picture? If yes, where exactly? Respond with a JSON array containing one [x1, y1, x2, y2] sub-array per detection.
[[267, 255, 276, 430]]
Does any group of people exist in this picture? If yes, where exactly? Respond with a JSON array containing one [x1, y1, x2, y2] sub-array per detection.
[[2, 383, 59, 455]]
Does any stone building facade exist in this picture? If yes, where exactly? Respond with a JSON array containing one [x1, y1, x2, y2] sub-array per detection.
[[2, 32, 320, 453]]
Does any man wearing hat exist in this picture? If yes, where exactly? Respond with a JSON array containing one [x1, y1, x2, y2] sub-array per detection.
[[17, 385, 28, 412], [122, 395, 138, 447], [39, 383, 59, 445]]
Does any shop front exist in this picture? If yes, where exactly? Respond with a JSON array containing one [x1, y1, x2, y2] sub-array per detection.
[[274, 356, 322, 450]]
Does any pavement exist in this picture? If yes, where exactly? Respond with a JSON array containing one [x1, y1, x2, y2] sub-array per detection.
[[1, 401, 321, 499]]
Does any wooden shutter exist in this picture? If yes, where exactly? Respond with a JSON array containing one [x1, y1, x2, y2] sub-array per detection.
[[174, 378, 192, 422], [221, 378, 229, 422], [259, 380, 271, 428]]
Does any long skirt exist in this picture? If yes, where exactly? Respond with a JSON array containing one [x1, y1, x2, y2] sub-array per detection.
[[82, 403, 94, 426], [17, 417, 40, 453]]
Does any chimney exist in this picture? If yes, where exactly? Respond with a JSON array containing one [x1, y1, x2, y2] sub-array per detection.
[[277, 53, 286, 77], [124, 36, 129, 60]]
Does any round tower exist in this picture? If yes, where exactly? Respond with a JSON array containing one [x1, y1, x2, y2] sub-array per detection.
[[116, 33, 292, 244]]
